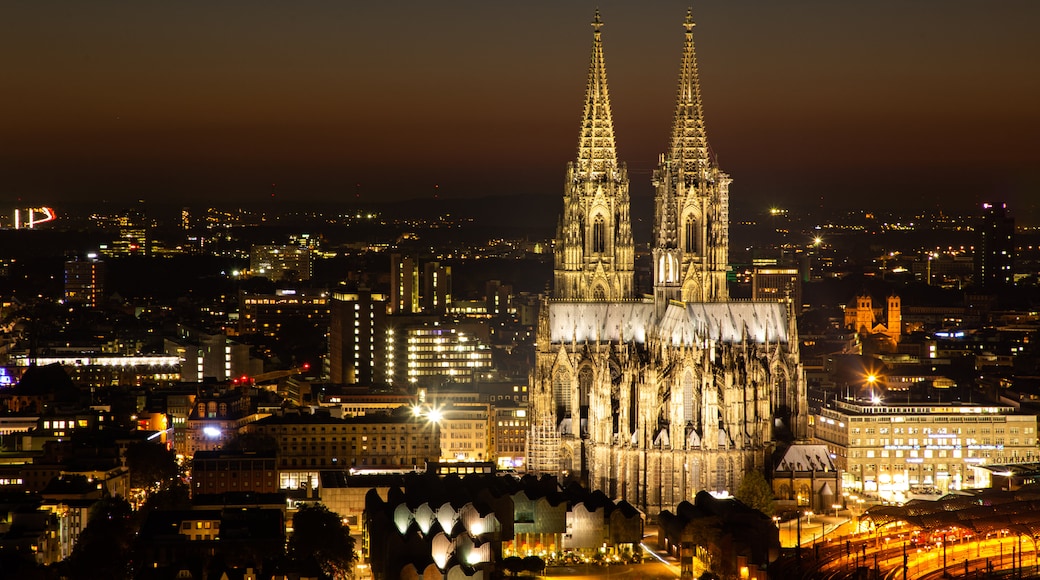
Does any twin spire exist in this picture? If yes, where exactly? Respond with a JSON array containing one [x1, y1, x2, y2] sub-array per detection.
[[575, 9, 618, 179], [669, 9, 711, 175], [575, 9, 713, 178]]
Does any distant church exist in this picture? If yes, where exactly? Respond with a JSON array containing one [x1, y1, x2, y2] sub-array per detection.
[[844, 292, 902, 345], [527, 11, 808, 517]]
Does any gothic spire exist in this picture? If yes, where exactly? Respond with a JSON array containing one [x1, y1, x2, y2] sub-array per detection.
[[656, 164, 679, 248], [669, 8, 710, 175], [576, 9, 618, 178]]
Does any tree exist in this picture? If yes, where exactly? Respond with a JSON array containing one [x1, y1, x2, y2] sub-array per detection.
[[64, 497, 136, 579], [734, 470, 775, 516], [139, 479, 191, 514], [125, 440, 179, 492], [501, 556, 524, 576], [288, 504, 356, 578]]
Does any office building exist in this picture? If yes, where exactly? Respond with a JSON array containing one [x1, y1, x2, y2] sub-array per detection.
[[975, 202, 1015, 290], [328, 289, 388, 385], [63, 254, 105, 307], [249, 245, 312, 282]]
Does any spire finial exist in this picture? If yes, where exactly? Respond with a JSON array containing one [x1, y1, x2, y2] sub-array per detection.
[[592, 9, 604, 33], [684, 8, 695, 33]]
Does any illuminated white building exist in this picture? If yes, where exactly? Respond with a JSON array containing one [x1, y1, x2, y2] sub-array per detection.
[[17, 355, 180, 388], [812, 399, 1038, 501], [391, 324, 492, 387], [436, 402, 492, 463]]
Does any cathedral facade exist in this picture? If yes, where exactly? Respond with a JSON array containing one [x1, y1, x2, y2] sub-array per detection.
[[528, 11, 808, 518]]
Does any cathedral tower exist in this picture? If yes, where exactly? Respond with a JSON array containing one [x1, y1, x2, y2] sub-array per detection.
[[554, 10, 635, 301], [531, 10, 807, 520], [652, 9, 730, 305]]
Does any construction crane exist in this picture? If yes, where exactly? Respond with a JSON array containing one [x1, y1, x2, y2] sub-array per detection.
[[232, 362, 311, 386]]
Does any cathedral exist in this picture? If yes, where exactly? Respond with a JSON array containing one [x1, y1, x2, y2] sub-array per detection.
[[528, 10, 808, 517]]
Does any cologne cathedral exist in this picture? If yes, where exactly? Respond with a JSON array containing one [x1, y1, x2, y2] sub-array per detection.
[[528, 10, 808, 517]]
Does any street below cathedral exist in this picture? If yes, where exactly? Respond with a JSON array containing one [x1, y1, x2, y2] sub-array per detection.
[[775, 516, 1040, 579]]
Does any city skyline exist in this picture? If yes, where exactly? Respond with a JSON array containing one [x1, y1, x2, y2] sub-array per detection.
[[3, 1, 1039, 222]]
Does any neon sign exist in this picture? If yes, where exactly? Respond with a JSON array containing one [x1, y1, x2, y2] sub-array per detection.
[[13, 207, 56, 229]]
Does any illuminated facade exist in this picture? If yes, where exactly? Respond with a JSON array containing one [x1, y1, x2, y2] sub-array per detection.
[[975, 201, 1015, 290], [184, 391, 267, 458], [437, 402, 492, 462], [243, 410, 439, 473], [529, 11, 806, 517], [18, 355, 180, 388], [249, 244, 312, 281], [492, 402, 528, 470], [164, 329, 258, 383], [191, 450, 279, 496], [552, 12, 634, 302], [395, 324, 492, 386], [812, 400, 1039, 501], [63, 254, 105, 307], [390, 254, 419, 314], [328, 289, 388, 384], [422, 261, 452, 314], [751, 267, 801, 314], [843, 292, 901, 344], [238, 287, 330, 337]]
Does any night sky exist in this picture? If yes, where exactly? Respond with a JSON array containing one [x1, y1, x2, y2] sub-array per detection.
[[3, 1, 1039, 221]]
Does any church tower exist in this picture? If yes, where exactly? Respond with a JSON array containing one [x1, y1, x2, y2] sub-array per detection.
[[554, 10, 635, 301], [652, 9, 730, 304]]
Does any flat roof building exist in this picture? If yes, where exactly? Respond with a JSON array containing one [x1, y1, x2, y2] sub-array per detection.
[[812, 399, 1038, 502]]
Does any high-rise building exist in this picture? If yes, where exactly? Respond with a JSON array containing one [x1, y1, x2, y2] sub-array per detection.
[[164, 328, 259, 383], [387, 323, 492, 387], [328, 289, 388, 385], [390, 254, 419, 314], [528, 11, 806, 517], [485, 280, 514, 318], [422, 261, 452, 314], [64, 254, 105, 307], [751, 267, 801, 314], [975, 202, 1015, 290]]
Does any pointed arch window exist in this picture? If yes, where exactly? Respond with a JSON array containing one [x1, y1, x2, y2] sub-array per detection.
[[554, 370, 572, 423], [592, 215, 606, 253], [578, 367, 593, 407], [682, 370, 695, 424], [684, 219, 697, 253]]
